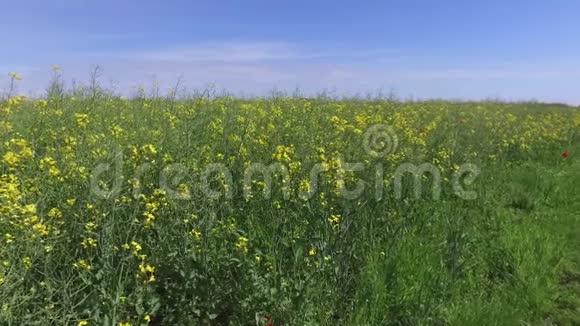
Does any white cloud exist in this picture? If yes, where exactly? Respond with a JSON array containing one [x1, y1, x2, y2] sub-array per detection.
[[393, 67, 580, 80], [3, 41, 580, 104], [135, 42, 295, 62], [118, 41, 398, 63]]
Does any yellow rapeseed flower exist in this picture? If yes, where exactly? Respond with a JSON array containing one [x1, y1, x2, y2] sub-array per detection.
[[9, 72, 22, 81], [75, 113, 89, 128], [129, 241, 142, 256], [190, 228, 202, 240], [138, 262, 156, 283], [47, 208, 62, 219], [73, 259, 91, 271], [81, 237, 98, 249], [235, 236, 249, 253], [2, 151, 20, 167], [327, 214, 341, 230], [22, 257, 32, 270], [5, 234, 15, 244]]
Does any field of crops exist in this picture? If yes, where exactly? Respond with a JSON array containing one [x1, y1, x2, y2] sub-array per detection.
[[1, 88, 579, 325]]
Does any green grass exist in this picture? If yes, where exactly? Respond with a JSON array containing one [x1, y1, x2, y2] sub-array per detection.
[[0, 92, 578, 325]]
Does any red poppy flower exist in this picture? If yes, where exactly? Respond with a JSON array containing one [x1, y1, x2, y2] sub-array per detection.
[[562, 151, 569, 158]]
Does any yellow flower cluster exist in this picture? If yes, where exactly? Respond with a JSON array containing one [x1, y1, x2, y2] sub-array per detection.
[[75, 113, 90, 128], [2, 138, 33, 170], [0, 93, 577, 324], [235, 236, 249, 253], [138, 189, 168, 228], [327, 213, 341, 230]]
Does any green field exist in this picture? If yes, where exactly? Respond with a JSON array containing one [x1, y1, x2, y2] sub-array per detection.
[[1, 91, 579, 325]]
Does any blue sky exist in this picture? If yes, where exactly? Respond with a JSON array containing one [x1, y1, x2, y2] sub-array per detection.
[[2, 0, 580, 103]]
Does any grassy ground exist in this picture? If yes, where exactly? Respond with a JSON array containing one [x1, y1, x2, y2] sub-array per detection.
[[0, 92, 578, 325]]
